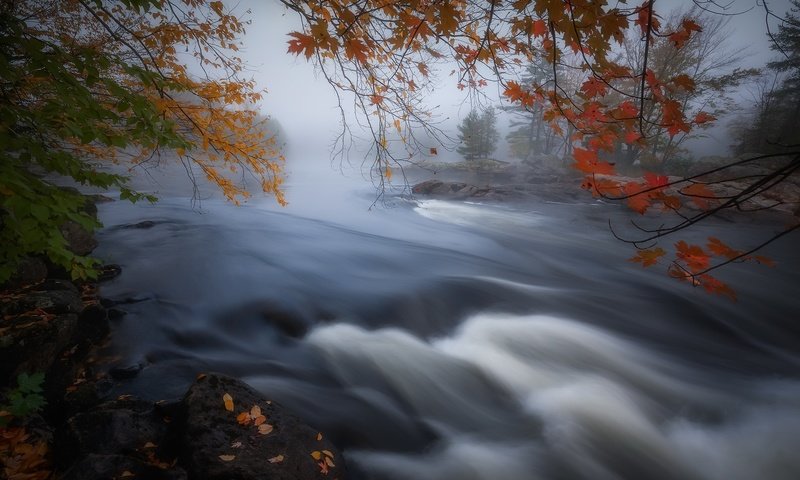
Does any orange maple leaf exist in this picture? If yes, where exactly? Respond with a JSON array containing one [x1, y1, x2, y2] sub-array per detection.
[[287, 32, 315, 59], [573, 147, 615, 175], [630, 247, 666, 267], [581, 77, 608, 98], [680, 183, 715, 210], [531, 19, 548, 37], [693, 111, 715, 125], [344, 38, 369, 64], [643, 172, 669, 188], [623, 181, 651, 214], [504, 81, 534, 107], [707, 237, 741, 260], [675, 240, 710, 272]]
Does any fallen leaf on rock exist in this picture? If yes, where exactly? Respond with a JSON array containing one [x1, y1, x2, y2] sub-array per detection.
[[219, 454, 236, 462], [268, 454, 284, 464], [258, 424, 273, 435], [311, 451, 322, 460], [142, 442, 156, 449], [223, 393, 234, 412], [231, 441, 242, 448], [196, 373, 207, 380], [120, 471, 135, 478], [237, 411, 251, 425], [318, 460, 330, 474], [316, 433, 323, 441]]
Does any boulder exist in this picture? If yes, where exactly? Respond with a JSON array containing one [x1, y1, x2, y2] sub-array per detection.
[[0, 313, 78, 385], [60, 221, 98, 256], [181, 373, 346, 480], [56, 397, 172, 463], [2, 256, 48, 289], [60, 454, 187, 480]]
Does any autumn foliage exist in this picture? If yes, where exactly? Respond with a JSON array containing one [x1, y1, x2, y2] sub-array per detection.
[[280, 0, 797, 297], [1, 0, 283, 282]]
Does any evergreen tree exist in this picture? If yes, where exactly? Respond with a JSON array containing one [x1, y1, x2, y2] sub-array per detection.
[[734, 1, 800, 153], [457, 107, 498, 161], [505, 58, 556, 160]]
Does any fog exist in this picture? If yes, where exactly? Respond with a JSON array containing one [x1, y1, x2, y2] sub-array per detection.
[[236, 0, 793, 173]]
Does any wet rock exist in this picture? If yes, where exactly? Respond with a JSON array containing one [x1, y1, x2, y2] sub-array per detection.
[[78, 304, 109, 341], [0, 313, 78, 385], [181, 373, 346, 480], [96, 264, 122, 282], [56, 397, 172, 465], [110, 363, 143, 380], [61, 378, 114, 419], [60, 221, 98, 256], [61, 454, 187, 480], [2, 256, 48, 289], [124, 220, 157, 229]]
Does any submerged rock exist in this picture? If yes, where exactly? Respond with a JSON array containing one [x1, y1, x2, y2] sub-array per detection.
[[181, 373, 345, 479]]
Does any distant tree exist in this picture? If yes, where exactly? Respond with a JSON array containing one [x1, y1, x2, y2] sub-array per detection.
[[734, 0, 800, 153], [505, 59, 560, 160], [457, 107, 498, 161], [608, 8, 754, 173]]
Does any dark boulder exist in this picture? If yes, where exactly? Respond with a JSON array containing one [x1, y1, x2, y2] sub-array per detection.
[[0, 313, 78, 385], [55, 397, 173, 467], [1, 256, 48, 289], [60, 454, 188, 480], [60, 221, 98, 256], [181, 373, 346, 479]]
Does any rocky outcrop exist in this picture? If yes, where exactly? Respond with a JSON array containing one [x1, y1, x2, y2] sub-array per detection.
[[181, 373, 345, 480], [55, 374, 346, 480]]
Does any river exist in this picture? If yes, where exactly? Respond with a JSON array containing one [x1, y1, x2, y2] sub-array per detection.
[[92, 173, 800, 480]]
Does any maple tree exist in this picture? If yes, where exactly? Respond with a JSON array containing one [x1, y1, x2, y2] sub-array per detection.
[[0, 0, 284, 283], [280, 0, 799, 296]]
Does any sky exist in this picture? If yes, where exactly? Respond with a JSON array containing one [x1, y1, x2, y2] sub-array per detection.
[[233, 0, 795, 166]]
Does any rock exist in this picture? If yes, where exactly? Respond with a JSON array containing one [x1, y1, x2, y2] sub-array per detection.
[[96, 264, 122, 282], [76, 304, 110, 345], [56, 397, 172, 465], [60, 454, 187, 480], [2, 256, 48, 289], [110, 363, 143, 380], [181, 373, 346, 480], [125, 220, 157, 229], [1, 288, 84, 316], [60, 221, 98, 256], [0, 314, 78, 385]]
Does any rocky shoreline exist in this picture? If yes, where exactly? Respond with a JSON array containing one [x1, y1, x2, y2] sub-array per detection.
[[0, 197, 345, 480]]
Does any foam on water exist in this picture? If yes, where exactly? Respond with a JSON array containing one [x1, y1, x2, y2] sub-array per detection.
[[307, 314, 800, 479]]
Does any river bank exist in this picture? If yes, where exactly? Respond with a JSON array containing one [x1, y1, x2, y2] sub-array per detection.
[[0, 196, 346, 480]]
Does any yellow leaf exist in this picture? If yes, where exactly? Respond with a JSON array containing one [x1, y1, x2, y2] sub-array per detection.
[[311, 451, 322, 460], [219, 454, 236, 462], [258, 423, 274, 435], [223, 393, 234, 412], [322, 450, 334, 458], [268, 454, 284, 464]]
